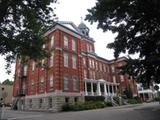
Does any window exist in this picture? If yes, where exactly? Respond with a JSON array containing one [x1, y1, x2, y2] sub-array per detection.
[[89, 45, 92, 52], [32, 61, 35, 71], [48, 97, 52, 108], [39, 98, 43, 108], [50, 35, 54, 48], [50, 52, 54, 67], [40, 76, 44, 88], [99, 63, 102, 71], [64, 53, 68, 67], [41, 59, 45, 70], [96, 62, 98, 70], [64, 36, 68, 48], [30, 80, 34, 90], [90, 71, 92, 79], [92, 60, 95, 69], [107, 67, 110, 73], [89, 59, 92, 68], [65, 97, 69, 104], [73, 77, 78, 91], [72, 39, 76, 51], [93, 71, 95, 80], [49, 75, 54, 88], [23, 65, 27, 76], [74, 97, 78, 103], [83, 58, 86, 66], [64, 76, 69, 90], [29, 99, 32, 108], [84, 69, 87, 78], [111, 65, 115, 73], [103, 65, 106, 72], [72, 56, 77, 69], [87, 44, 89, 52]]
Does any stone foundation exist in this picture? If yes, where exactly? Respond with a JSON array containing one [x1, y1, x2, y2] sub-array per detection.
[[16, 92, 84, 112]]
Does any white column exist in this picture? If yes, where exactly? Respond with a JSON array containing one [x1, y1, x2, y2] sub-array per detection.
[[85, 81, 88, 96], [108, 84, 110, 96], [104, 83, 107, 96], [91, 82, 94, 96], [97, 82, 101, 96]]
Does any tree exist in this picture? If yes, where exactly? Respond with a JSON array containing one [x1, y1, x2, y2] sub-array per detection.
[[2, 79, 13, 85], [0, 0, 57, 73], [86, 0, 160, 85]]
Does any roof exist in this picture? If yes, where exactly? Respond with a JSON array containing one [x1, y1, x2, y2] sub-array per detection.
[[44, 21, 94, 42]]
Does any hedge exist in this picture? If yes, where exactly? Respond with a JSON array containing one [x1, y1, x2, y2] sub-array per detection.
[[62, 101, 112, 111], [85, 96, 105, 102]]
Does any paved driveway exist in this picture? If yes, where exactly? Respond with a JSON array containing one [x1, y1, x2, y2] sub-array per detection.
[[5, 102, 160, 120]]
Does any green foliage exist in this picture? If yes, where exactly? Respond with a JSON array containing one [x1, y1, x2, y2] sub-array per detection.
[[85, 96, 105, 102], [2, 79, 13, 85], [128, 97, 142, 104], [105, 101, 113, 107], [86, 0, 160, 84], [62, 101, 112, 111], [0, 0, 57, 72]]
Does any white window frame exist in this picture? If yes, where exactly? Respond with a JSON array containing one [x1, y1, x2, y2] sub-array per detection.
[[111, 65, 115, 73], [72, 56, 76, 69], [103, 65, 106, 72], [84, 69, 87, 78], [64, 76, 69, 90], [50, 35, 54, 48], [64, 36, 68, 48], [72, 39, 76, 51], [64, 53, 68, 67], [50, 52, 54, 67], [93, 71, 95, 80], [40, 76, 44, 88], [92, 60, 95, 69], [89, 59, 92, 68], [99, 63, 102, 71], [49, 75, 54, 88], [32, 61, 35, 71], [87, 44, 89, 52], [73, 77, 78, 91]]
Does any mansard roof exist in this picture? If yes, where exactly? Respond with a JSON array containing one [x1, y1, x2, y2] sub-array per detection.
[[44, 21, 94, 42]]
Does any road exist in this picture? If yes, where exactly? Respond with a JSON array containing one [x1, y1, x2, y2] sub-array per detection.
[[5, 102, 160, 120]]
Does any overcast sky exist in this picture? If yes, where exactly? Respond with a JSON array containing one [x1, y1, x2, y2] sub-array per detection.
[[0, 0, 116, 82]]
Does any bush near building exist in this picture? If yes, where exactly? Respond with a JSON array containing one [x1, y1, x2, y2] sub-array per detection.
[[127, 97, 142, 104], [85, 96, 105, 102], [62, 101, 112, 111]]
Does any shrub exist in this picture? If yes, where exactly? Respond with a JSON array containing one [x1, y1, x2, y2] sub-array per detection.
[[105, 102, 113, 107], [128, 98, 141, 104], [62, 101, 110, 111], [85, 96, 105, 102]]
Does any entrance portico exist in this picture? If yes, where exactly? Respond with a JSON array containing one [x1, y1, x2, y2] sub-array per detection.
[[84, 79, 119, 97]]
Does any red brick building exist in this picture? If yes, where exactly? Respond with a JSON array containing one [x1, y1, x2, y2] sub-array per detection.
[[13, 21, 137, 111]]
